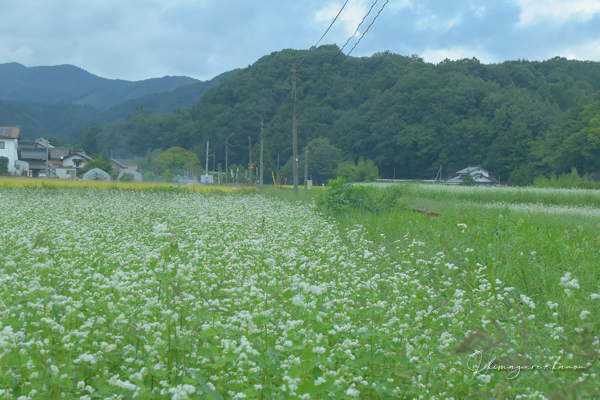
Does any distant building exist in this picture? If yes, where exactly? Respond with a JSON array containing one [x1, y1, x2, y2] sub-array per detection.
[[18, 146, 50, 178], [0, 127, 25, 175], [445, 165, 498, 186], [62, 152, 93, 169]]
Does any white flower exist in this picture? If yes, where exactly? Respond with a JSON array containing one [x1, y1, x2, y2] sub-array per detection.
[[591, 294, 600, 300], [168, 384, 195, 400], [580, 310, 591, 320], [520, 294, 535, 309], [559, 272, 580, 292]]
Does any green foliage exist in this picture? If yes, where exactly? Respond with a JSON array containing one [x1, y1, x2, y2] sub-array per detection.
[[0, 156, 8, 175], [532, 169, 600, 189], [460, 171, 476, 186], [8, 50, 600, 183], [79, 126, 102, 155], [319, 177, 404, 215], [119, 174, 132, 182], [335, 157, 379, 182], [142, 171, 157, 182], [157, 147, 203, 176], [160, 169, 175, 182], [281, 138, 343, 185]]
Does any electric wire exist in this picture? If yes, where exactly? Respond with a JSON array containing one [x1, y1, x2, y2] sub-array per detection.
[[296, 0, 350, 67], [338, 0, 378, 55], [333, 0, 390, 71]]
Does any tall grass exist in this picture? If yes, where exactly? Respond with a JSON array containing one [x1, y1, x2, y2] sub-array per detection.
[[364, 182, 600, 207]]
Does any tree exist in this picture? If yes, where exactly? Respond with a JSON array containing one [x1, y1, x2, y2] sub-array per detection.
[[281, 138, 343, 185], [79, 126, 102, 155], [157, 147, 203, 176], [335, 157, 379, 182], [0, 156, 8, 175], [460, 171, 475, 186]]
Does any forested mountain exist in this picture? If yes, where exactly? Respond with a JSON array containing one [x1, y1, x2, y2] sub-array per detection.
[[1, 68, 237, 140], [0, 101, 46, 138], [0, 63, 198, 110], [84, 45, 600, 184]]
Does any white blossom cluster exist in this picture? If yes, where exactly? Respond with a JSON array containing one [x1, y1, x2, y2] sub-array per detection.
[[0, 188, 598, 399]]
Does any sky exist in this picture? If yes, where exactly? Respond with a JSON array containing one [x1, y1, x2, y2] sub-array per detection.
[[1, 0, 600, 82]]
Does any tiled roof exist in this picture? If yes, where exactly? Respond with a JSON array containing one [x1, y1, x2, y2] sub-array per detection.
[[62, 152, 93, 162], [49, 147, 70, 159], [0, 127, 19, 139], [19, 148, 48, 160]]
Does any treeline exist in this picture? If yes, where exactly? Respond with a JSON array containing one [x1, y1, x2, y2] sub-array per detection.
[[73, 45, 600, 185]]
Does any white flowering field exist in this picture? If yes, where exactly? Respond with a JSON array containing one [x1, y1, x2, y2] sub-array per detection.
[[0, 188, 599, 399]]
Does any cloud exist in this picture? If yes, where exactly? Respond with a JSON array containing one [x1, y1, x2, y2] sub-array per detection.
[[1, 0, 600, 81], [518, 0, 600, 25]]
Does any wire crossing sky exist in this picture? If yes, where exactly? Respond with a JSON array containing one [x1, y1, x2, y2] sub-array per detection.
[[1, 0, 600, 81]]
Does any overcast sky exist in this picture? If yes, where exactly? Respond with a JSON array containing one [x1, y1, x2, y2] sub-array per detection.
[[1, 0, 600, 82]]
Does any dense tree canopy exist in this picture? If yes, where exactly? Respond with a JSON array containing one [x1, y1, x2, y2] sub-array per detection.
[[70, 46, 600, 184]]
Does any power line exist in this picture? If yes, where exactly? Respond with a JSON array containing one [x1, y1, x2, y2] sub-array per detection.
[[297, 0, 350, 67], [338, 0, 379, 55], [333, 0, 390, 71], [309, 0, 389, 89]]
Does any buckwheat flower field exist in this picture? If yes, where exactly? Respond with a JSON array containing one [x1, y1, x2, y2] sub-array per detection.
[[0, 188, 598, 399]]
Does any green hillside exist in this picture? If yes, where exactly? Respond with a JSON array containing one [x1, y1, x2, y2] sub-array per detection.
[[84, 46, 600, 184], [0, 101, 47, 138], [0, 62, 198, 110], [3, 70, 238, 142]]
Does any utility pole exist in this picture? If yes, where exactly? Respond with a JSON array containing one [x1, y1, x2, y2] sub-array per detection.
[[304, 146, 308, 188], [260, 120, 264, 190], [225, 141, 228, 185], [205, 141, 209, 176], [292, 65, 299, 194], [248, 136, 252, 185], [45, 145, 49, 178]]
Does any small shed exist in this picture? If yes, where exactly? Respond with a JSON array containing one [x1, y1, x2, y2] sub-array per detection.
[[82, 168, 111, 181], [118, 169, 143, 182]]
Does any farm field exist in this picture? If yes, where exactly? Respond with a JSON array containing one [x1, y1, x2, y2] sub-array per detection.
[[0, 185, 599, 399]]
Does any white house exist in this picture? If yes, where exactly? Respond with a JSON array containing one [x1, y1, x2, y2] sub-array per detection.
[[61, 152, 93, 169], [0, 127, 21, 174]]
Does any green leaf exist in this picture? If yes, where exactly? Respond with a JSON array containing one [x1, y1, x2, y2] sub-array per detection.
[[186, 369, 223, 400]]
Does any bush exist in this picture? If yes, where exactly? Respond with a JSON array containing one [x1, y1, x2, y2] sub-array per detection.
[[142, 172, 156, 182], [320, 177, 406, 215], [532, 169, 600, 189], [335, 157, 379, 182], [0, 156, 8, 175]]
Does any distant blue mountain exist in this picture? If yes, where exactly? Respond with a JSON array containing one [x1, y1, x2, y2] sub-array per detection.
[[0, 62, 199, 110]]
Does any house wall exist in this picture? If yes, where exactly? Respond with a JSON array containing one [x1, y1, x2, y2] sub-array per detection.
[[56, 168, 77, 179], [63, 156, 87, 168], [0, 139, 19, 173]]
